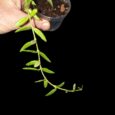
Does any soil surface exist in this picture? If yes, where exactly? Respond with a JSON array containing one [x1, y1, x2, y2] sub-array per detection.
[[34, 0, 69, 17]]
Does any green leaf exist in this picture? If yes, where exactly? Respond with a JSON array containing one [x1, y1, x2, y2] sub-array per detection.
[[35, 79, 44, 83], [24, 0, 32, 5], [44, 80, 48, 88], [47, 0, 53, 7], [45, 88, 57, 96], [42, 68, 55, 74], [33, 28, 47, 42], [23, 0, 32, 12], [23, 67, 39, 71], [73, 83, 76, 91], [58, 82, 65, 88], [15, 26, 31, 33], [76, 85, 83, 91], [16, 17, 29, 27], [22, 50, 37, 53], [26, 60, 40, 67], [34, 61, 40, 67], [40, 51, 51, 63], [29, 9, 38, 17], [20, 40, 36, 52], [31, 1, 36, 5]]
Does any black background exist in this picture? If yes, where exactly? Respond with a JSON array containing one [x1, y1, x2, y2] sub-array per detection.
[[0, 1, 99, 102]]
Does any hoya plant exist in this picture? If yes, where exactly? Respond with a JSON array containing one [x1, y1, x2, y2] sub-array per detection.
[[15, 0, 83, 96]]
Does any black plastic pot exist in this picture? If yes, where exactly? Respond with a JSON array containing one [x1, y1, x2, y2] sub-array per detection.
[[35, 0, 71, 31]]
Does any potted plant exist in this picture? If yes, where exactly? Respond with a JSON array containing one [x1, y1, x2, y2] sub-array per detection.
[[32, 0, 71, 31], [15, 0, 83, 96]]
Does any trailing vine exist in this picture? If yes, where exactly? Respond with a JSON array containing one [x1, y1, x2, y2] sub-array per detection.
[[15, 0, 83, 96]]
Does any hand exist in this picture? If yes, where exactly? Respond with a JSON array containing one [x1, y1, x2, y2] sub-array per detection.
[[0, 0, 50, 34]]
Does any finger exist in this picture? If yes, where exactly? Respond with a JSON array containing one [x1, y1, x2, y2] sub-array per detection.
[[34, 19, 50, 31]]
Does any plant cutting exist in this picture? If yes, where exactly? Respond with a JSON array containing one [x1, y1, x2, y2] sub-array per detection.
[[15, 0, 83, 96]]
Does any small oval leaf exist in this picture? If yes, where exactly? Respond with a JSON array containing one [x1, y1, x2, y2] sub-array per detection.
[[45, 88, 57, 96], [73, 83, 76, 91], [25, 60, 40, 67], [23, 0, 32, 12], [44, 80, 48, 88], [34, 61, 40, 67], [33, 28, 47, 42], [31, 1, 36, 5], [23, 67, 39, 71], [22, 50, 37, 53], [40, 51, 51, 63], [35, 79, 44, 83], [29, 9, 38, 17], [76, 85, 83, 91], [42, 68, 55, 74], [15, 26, 31, 33], [20, 40, 36, 52], [16, 17, 29, 27], [58, 82, 65, 88]]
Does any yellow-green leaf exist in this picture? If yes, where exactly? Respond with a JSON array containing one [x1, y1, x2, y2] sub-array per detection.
[[40, 51, 51, 63], [29, 9, 38, 17], [44, 80, 48, 88], [20, 40, 36, 52], [23, 0, 32, 12], [23, 67, 39, 71], [73, 83, 76, 91], [16, 17, 29, 27], [24, 0, 32, 6], [33, 28, 47, 42], [25, 60, 40, 67], [35, 79, 44, 83], [76, 85, 83, 91], [42, 68, 55, 74], [45, 88, 57, 96], [31, 1, 36, 5], [22, 50, 37, 53], [58, 82, 65, 88], [15, 26, 31, 33], [34, 61, 40, 67]]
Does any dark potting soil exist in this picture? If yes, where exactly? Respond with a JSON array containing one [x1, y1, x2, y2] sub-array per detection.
[[34, 0, 69, 17]]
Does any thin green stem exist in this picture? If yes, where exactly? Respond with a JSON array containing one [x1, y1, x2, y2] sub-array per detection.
[[28, 13, 56, 88], [27, 9, 82, 94]]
